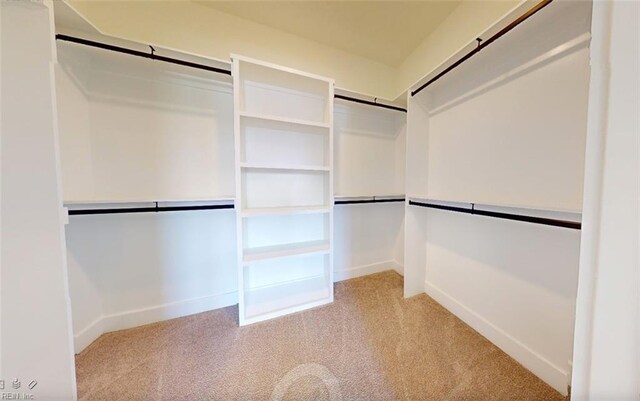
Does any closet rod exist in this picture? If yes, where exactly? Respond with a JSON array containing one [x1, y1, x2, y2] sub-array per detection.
[[335, 197, 405, 205], [411, 0, 553, 97], [334, 94, 407, 113], [56, 34, 406, 112], [55, 34, 233, 76], [69, 204, 234, 216], [408, 200, 581, 230]]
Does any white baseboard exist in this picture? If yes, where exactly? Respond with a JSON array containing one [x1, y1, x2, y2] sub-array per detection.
[[74, 291, 238, 354], [74, 316, 104, 354], [391, 260, 404, 276], [424, 279, 569, 396], [74, 262, 405, 354], [334, 260, 402, 282]]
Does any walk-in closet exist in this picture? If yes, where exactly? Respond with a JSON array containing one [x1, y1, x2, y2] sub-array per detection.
[[1, 0, 637, 400]]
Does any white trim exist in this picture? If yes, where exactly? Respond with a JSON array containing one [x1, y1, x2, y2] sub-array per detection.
[[424, 279, 569, 395], [73, 291, 238, 353], [334, 261, 402, 282], [73, 317, 104, 354], [73, 260, 402, 353], [231, 53, 334, 84], [428, 33, 591, 116]]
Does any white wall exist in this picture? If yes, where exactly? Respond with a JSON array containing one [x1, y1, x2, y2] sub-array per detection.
[[57, 48, 406, 351], [66, 210, 238, 351], [422, 210, 581, 393], [334, 203, 404, 280], [334, 102, 405, 197], [571, 2, 639, 400], [64, 0, 399, 100], [424, 0, 590, 211], [1, 1, 77, 398], [56, 42, 235, 201], [396, 0, 519, 99], [333, 101, 406, 279], [404, 1, 591, 395]]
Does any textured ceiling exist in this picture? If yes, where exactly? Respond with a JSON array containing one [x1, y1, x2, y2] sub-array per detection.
[[195, 1, 461, 67]]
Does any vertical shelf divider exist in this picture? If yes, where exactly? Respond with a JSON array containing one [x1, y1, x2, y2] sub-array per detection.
[[232, 55, 334, 325]]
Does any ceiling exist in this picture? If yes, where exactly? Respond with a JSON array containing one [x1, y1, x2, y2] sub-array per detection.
[[195, 1, 461, 67]]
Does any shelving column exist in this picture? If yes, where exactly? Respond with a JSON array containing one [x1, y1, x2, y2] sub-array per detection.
[[232, 55, 334, 325]]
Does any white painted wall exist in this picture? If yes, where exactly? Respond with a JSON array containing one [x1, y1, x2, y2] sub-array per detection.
[[56, 42, 235, 202], [404, 1, 591, 395], [422, 211, 581, 393], [571, 2, 640, 400], [64, 0, 399, 101], [1, 1, 77, 398], [66, 210, 238, 351], [57, 46, 406, 351], [334, 202, 404, 280], [334, 102, 405, 197], [396, 0, 519, 99]]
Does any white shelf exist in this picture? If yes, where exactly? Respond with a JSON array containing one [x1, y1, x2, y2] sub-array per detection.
[[63, 197, 235, 205], [243, 240, 329, 264], [240, 162, 329, 172], [408, 197, 582, 222], [244, 276, 331, 322], [234, 55, 334, 326], [239, 111, 330, 129], [240, 205, 330, 217]]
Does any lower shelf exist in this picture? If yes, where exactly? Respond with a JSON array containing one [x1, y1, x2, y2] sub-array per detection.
[[243, 276, 332, 324], [243, 240, 330, 263]]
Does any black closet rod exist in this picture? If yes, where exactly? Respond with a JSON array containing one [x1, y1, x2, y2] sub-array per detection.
[[56, 34, 408, 113], [55, 34, 233, 76], [334, 94, 407, 113], [411, 0, 553, 97], [335, 197, 405, 205], [408, 200, 580, 230], [69, 203, 234, 216]]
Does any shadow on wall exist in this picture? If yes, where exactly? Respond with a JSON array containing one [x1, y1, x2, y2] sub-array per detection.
[[65, 210, 238, 343], [423, 209, 580, 298]]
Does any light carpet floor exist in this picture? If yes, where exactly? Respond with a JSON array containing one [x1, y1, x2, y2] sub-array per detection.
[[76, 271, 566, 400]]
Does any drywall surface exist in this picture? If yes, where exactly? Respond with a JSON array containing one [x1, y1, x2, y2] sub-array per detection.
[[403, 1, 592, 394], [1, 1, 77, 398], [423, 210, 580, 393], [56, 42, 235, 202], [424, 0, 591, 211], [334, 102, 405, 197], [67, 203, 405, 353], [58, 61, 406, 350], [334, 203, 404, 280], [396, 0, 520, 98], [571, 2, 640, 400], [65, 0, 398, 100], [63, 0, 530, 101], [66, 210, 239, 351]]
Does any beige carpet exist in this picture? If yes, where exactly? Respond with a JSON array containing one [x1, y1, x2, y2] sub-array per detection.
[[76, 271, 565, 401]]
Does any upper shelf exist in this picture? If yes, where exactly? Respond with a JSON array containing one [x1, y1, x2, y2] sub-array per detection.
[[241, 163, 329, 172], [408, 197, 582, 229], [240, 205, 330, 217], [243, 239, 330, 264], [239, 111, 330, 129], [64, 198, 235, 216], [235, 55, 332, 126]]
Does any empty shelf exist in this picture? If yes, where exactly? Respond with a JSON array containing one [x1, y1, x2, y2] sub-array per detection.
[[240, 205, 330, 217], [240, 162, 330, 172], [243, 240, 329, 263], [239, 111, 330, 129], [244, 275, 331, 321]]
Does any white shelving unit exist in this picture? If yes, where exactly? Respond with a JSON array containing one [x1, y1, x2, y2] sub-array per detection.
[[232, 55, 334, 325]]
